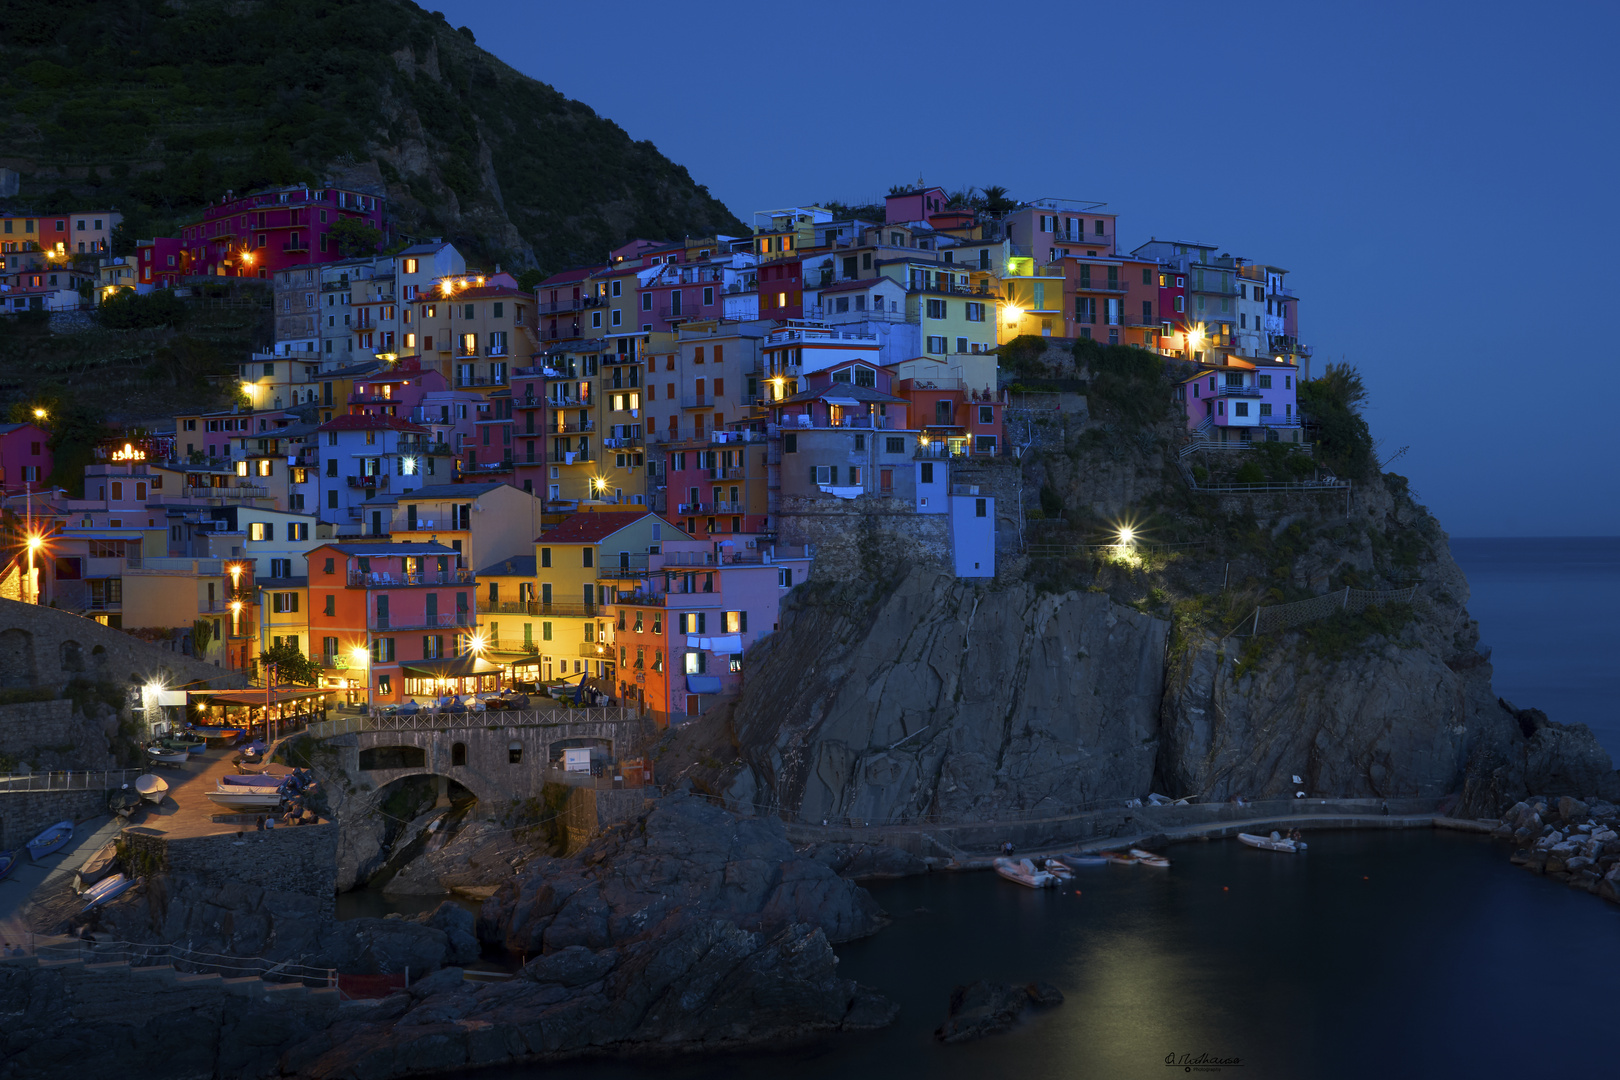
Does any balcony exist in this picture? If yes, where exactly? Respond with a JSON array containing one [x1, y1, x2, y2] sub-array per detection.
[[464, 459, 514, 474], [677, 501, 712, 514], [347, 474, 389, 489], [455, 374, 506, 388], [681, 393, 719, 409], [601, 435, 642, 449], [537, 299, 586, 315], [1215, 383, 1263, 398], [597, 557, 654, 579], [548, 419, 595, 434], [348, 568, 476, 587], [1258, 414, 1302, 427], [369, 612, 474, 631], [660, 305, 705, 321], [550, 449, 595, 465], [348, 391, 402, 405], [1192, 280, 1240, 297], [1074, 277, 1128, 294], [479, 599, 599, 618], [712, 500, 744, 513]]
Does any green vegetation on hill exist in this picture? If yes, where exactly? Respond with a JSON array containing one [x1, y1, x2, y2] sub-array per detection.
[[0, 0, 744, 270]]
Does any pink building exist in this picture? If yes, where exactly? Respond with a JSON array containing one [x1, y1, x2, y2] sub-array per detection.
[[348, 360, 447, 420], [0, 422, 51, 495], [1176, 358, 1302, 444], [137, 238, 186, 289], [179, 185, 387, 279]]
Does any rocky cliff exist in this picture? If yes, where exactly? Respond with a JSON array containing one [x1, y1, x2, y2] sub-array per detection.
[[675, 342, 1618, 823]]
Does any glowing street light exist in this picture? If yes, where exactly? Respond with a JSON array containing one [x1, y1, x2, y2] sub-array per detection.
[[32, 407, 46, 421], [467, 632, 488, 655], [1117, 525, 1135, 546], [1003, 304, 1024, 325]]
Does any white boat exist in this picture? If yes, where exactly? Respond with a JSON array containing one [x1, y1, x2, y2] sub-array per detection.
[[204, 788, 283, 810], [81, 873, 135, 912], [1101, 850, 1138, 866], [1060, 854, 1110, 868], [146, 746, 189, 766], [994, 857, 1058, 889], [1238, 831, 1308, 853], [74, 841, 120, 893], [134, 774, 168, 805], [1130, 848, 1172, 868], [1042, 858, 1074, 881]]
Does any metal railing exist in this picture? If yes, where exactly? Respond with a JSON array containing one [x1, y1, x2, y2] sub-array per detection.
[[307, 705, 654, 738], [348, 569, 474, 587], [370, 613, 472, 631], [30, 938, 338, 988], [475, 599, 598, 618], [0, 768, 145, 792], [1240, 584, 1420, 637]]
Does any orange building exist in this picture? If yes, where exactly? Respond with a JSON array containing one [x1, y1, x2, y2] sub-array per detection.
[[306, 540, 478, 704]]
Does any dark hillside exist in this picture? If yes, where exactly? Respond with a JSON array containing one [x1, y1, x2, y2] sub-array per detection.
[[0, 0, 744, 270]]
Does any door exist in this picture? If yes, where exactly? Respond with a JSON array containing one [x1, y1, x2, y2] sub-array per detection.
[[541, 582, 552, 608], [376, 594, 389, 630], [371, 510, 382, 535]]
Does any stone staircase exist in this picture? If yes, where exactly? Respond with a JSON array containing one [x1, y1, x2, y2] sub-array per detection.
[[7, 940, 341, 1005]]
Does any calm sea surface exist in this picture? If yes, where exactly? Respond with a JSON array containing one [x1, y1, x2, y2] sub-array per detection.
[[446, 538, 1620, 1080], [1450, 536, 1620, 759]]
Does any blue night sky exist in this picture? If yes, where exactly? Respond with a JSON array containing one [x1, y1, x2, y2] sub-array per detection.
[[436, 0, 1619, 537]]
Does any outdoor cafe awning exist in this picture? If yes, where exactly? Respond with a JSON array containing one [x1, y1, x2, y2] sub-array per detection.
[[189, 687, 329, 706], [400, 655, 505, 678]]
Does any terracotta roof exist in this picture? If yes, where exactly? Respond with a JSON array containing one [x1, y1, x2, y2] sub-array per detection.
[[316, 414, 428, 433], [538, 511, 658, 544]]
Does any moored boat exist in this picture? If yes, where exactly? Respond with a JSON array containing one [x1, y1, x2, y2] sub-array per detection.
[[994, 856, 1058, 888], [161, 736, 206, 755], [204, 788, 283, 810], [1130, 848, 1171, 868], [1043, 858, 1075, 881], [219, 774, 286, 790], [1238, 831, 1307, 853], [74, 841, 120, 893], [26, 820, 73, 861], [1101, 850, 1137, 866], [81, 873, 135, 912], [134, 774, 168, 805], [146, 745, 189, 766], [1060, 854, 1110, 868], [108, 787, 142, 817]]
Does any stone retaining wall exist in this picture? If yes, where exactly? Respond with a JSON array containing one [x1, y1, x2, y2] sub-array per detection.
[[0, 699, 78, 757], [0, 788, 107, 849], [121, 823, 338, 918], [0, 596, 248, 692]]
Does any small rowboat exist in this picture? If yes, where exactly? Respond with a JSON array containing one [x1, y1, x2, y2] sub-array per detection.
[[161, 736, 206, 755], [81, 873, 135, 912], [219, 774, 286, 789], [0, 851, 17, 882], [26, 820, 73, 861], [994, 857, 1058, 889], [1042, 858, 1074, 881], [205, 788, 283, 810], [134, 774, 168, 805], [74, 841, 120, 893], [234, 761, 294, 777], [1101, 850, 1137, 866], [146, 746, 189, 766], [1130, 848, 1171, 868], [1238, 831, 1308, 853], [1060, 854, 1110, 868]]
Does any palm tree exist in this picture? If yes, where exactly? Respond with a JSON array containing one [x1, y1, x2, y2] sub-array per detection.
[[979, 186, 1017, 214]]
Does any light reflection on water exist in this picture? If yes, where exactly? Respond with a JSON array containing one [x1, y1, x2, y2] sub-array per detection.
[[453, 830, 1620, 1080]]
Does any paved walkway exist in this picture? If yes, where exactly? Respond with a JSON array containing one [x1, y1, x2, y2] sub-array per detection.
[[0, 814, 124, 944]]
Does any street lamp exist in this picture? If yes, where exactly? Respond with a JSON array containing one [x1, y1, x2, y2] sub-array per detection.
[[32, 407, 46, 421]]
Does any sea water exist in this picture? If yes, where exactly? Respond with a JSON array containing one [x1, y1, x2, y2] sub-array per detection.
[[1450, 536, 1620, 759], [452, 537, 1620, 1080]]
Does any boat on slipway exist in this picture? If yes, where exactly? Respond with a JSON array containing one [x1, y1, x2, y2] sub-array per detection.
[[994, 857, 1059, 889], [1130, 848, 1172, 868], [145, 745, 189, 767], [1238, 831, 1308, 854], [134, 774, 168, 805], [26, 821, 73, 861], [74, 841, 120, 893], [81, 873, 135, 912], [204, 787, 283, 810]]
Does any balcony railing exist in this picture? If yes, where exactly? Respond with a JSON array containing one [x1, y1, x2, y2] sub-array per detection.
[[369, 612, 473, 631], [681, 393, 718, 409], [548, 419, 595, 433], [677, 502, 712, 514], [550, 449, 595, 465], [1074, 277, 1128, 293], [1215, 383, 1264, 397], [464, 459, 514, 473], [537, 299, 586, 314], [1258, 414, 1302, 427], [347, 475, 389, 489], [348, 569, 475, 587]]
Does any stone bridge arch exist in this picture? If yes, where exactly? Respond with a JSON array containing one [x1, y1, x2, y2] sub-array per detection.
[[328, 713, 648, 805]]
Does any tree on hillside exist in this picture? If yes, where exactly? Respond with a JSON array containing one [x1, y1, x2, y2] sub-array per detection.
[[329, 216, 384, 258], [45, 403, 106, 496], [1299, 362, 1374, 478]]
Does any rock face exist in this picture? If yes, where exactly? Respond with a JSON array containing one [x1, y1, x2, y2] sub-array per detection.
[[935, 980, 1065, 1043], [726, 574, 1169, 824], [282, 794, 895, 1076], [481, 792, 887, 950]]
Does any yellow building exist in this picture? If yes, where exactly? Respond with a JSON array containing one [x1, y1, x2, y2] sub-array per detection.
[[530, 510, 689, 686]]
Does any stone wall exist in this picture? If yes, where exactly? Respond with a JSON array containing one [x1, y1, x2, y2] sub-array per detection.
[[121, 823, 338, 918], [0, 597, 248, 692], [777, 493, 952, 582], [0, 788, 109, 849], [0, 700, 78, 757]]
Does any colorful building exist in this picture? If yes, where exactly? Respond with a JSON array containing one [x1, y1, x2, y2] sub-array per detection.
[[0, 422, 52, 495], [180, 185, 386, 279]]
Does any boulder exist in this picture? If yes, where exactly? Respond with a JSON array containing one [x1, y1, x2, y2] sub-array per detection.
[[1558, 796, 1590, 823], [420, 901, 481, 966], [935, 980, 1064, 1043]]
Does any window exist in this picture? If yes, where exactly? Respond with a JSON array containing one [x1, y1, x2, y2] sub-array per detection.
[[926, 336, 946, 353], [926, 298, 946, 319], [1259, 403, 1273, 416], [1258, 374, 1272, 389], [592, 311, 602, 328], [1174, 296, 1186, 313], [403, 258, 418, 274], [582, 547, 594, 568], [249, 522, 272, 541], [886, 436, 904, 454], [724, 610, 748, 634], [1234, 402, 1249, 417], [783, 432, 797, 453], [778, 568, 794, 587], [979, 405, 994, 424], [965, 302, 985, 322]]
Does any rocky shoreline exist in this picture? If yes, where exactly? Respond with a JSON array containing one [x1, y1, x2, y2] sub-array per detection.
[[1499, 795, 1620, 903]]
